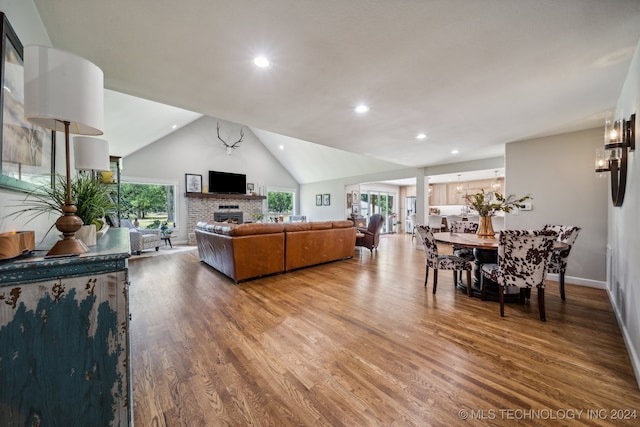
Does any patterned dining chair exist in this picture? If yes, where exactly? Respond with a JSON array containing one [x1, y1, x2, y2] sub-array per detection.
[[541, 224, 581, 300], [480, 230, 556, 320], [448, 221, 479, 282], [416, 225, 473, 296]]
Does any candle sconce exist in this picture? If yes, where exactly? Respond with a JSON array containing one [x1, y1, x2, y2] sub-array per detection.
[[595, 113, 635, 207]]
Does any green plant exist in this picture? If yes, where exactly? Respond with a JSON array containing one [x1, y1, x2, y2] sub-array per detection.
[[160, 222, 172, 235], [465, 189, 531, 216], [7, 173, 117, 236]]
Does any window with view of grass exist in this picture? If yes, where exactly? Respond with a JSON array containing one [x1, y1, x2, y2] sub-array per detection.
[[120, 183, 176, 229], [267, 190, 295, 222]]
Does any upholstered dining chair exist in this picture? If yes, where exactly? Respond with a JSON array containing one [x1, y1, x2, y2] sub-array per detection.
[[427, 215, 444, 232], [416, 225, 473, 296], [356, 214, 385, 252], [408, 213, 417, 240], [542, 224, 581, 300], [446, 215, 462, 230], [480, 230, 556, 320], [448, 220, 479, 263]]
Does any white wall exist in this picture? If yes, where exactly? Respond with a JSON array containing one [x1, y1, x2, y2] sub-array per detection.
[[122, 116, 298, 242], [608, 38, 640, 387], [300, 167, 419, 222], [0, 1, 60, 243], [506, 127, 608, 286]]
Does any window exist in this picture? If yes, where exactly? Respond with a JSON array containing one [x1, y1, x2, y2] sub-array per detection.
[[120, 182, 176, 229], [267, 189, 295, 222]]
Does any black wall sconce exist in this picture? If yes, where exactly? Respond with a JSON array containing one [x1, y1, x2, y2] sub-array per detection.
[[595, 113, 635, 207]]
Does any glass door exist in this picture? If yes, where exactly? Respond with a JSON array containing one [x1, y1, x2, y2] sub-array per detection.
[[362, 191, 396, 233]]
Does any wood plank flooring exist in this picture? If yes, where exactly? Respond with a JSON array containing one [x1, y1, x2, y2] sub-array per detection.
[[129, 234, 640, 426]]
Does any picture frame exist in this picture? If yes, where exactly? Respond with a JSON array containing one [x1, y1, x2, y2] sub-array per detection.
[[0, 12, 55, 192], [323, 193, 330, 206], [352, 205, 360, 215], [246, 182, 254, 193], [185, 173, 202, 193], [316, 194, 322, 206], [346, 192, 352, 208]]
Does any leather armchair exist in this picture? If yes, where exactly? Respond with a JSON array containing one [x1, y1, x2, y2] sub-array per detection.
[[356, 214, 385, 252]]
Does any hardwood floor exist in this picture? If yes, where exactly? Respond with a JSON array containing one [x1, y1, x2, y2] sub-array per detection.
[[129, 234, 640, 426]]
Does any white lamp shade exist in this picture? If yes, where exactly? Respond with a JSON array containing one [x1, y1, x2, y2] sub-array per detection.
[[24, 45, 104, 135], [74, 137, 110, 171]]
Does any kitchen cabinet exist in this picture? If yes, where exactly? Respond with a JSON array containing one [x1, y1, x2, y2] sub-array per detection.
[[429, 184, 447, 206]]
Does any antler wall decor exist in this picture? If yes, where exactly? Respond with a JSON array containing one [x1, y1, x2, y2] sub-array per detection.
[[217, 122, 244, 156]]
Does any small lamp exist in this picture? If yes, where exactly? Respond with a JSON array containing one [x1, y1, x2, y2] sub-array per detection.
[[24, 45, 104, 256], [74, 136, 110, 178]]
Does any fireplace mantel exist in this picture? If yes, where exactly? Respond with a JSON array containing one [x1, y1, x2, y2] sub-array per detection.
[[185, 193, 266, 200]]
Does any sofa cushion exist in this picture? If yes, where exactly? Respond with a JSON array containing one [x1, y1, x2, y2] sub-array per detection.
[[310, 221, 333, 230], [331, 220, 355, 229], [283, 222, 311, 232]]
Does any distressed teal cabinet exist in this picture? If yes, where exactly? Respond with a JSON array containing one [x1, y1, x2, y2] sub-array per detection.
[[0, 228, 131, 426]]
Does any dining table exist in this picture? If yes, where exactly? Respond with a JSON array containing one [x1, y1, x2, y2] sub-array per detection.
[[433, 231, 569, 300]]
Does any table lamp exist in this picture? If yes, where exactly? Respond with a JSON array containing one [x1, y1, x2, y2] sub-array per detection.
[[74, 136, 110, 178], [24, 45, 104, 257]]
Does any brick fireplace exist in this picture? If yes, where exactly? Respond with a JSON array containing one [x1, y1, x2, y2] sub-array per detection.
[[186, 193, 266, 244]]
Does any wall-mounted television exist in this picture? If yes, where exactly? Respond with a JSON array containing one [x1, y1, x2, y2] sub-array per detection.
[[208, 170, 246, 194]]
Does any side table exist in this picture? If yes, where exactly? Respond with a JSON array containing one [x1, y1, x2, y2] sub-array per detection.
[[161, 234, 173, 248]]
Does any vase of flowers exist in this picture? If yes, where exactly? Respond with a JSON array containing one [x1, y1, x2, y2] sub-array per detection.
[[465, 189, 531, 237]]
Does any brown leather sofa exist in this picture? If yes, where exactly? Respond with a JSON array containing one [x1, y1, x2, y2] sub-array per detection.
[[283, 220, 355, 271], [195, 220, 356, 283]]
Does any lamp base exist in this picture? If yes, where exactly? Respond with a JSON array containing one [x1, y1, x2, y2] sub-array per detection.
[[45, 202, 88, 257], [46, 237, 89, 258]]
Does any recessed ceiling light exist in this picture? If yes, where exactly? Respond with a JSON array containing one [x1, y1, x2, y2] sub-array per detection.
[[279, 145, 284, 150], [416, 133, 427, 140], [172, 124, 177, 129], [254, 56, 270, 68], [451, 149, 459, 154], [354, 104, 370, 114]]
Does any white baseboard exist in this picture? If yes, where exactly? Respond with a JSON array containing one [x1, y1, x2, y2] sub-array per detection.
[[546, 273, 606, 289], [606, 287, 640, 390]]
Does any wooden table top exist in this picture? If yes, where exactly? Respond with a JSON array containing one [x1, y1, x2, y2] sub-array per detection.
[[433, 232, 568, 250]]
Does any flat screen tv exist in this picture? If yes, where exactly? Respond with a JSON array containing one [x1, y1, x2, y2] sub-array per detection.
[[208, 170, 246, 194]]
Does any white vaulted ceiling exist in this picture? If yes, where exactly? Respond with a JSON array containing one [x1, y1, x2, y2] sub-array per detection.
[[33, 0, 640, 183]]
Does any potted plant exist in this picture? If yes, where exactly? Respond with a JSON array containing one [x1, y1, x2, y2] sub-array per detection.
[[465, 189, 531, 237], [160, 222, 173, 236], [7, 173, 117, 244]]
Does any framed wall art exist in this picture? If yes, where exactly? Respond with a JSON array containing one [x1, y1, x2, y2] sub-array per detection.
[[323, 193, 330, 206], [0, 12, 55, 192], [185, 173, 202, 193], [316, 194, 322, 206]]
